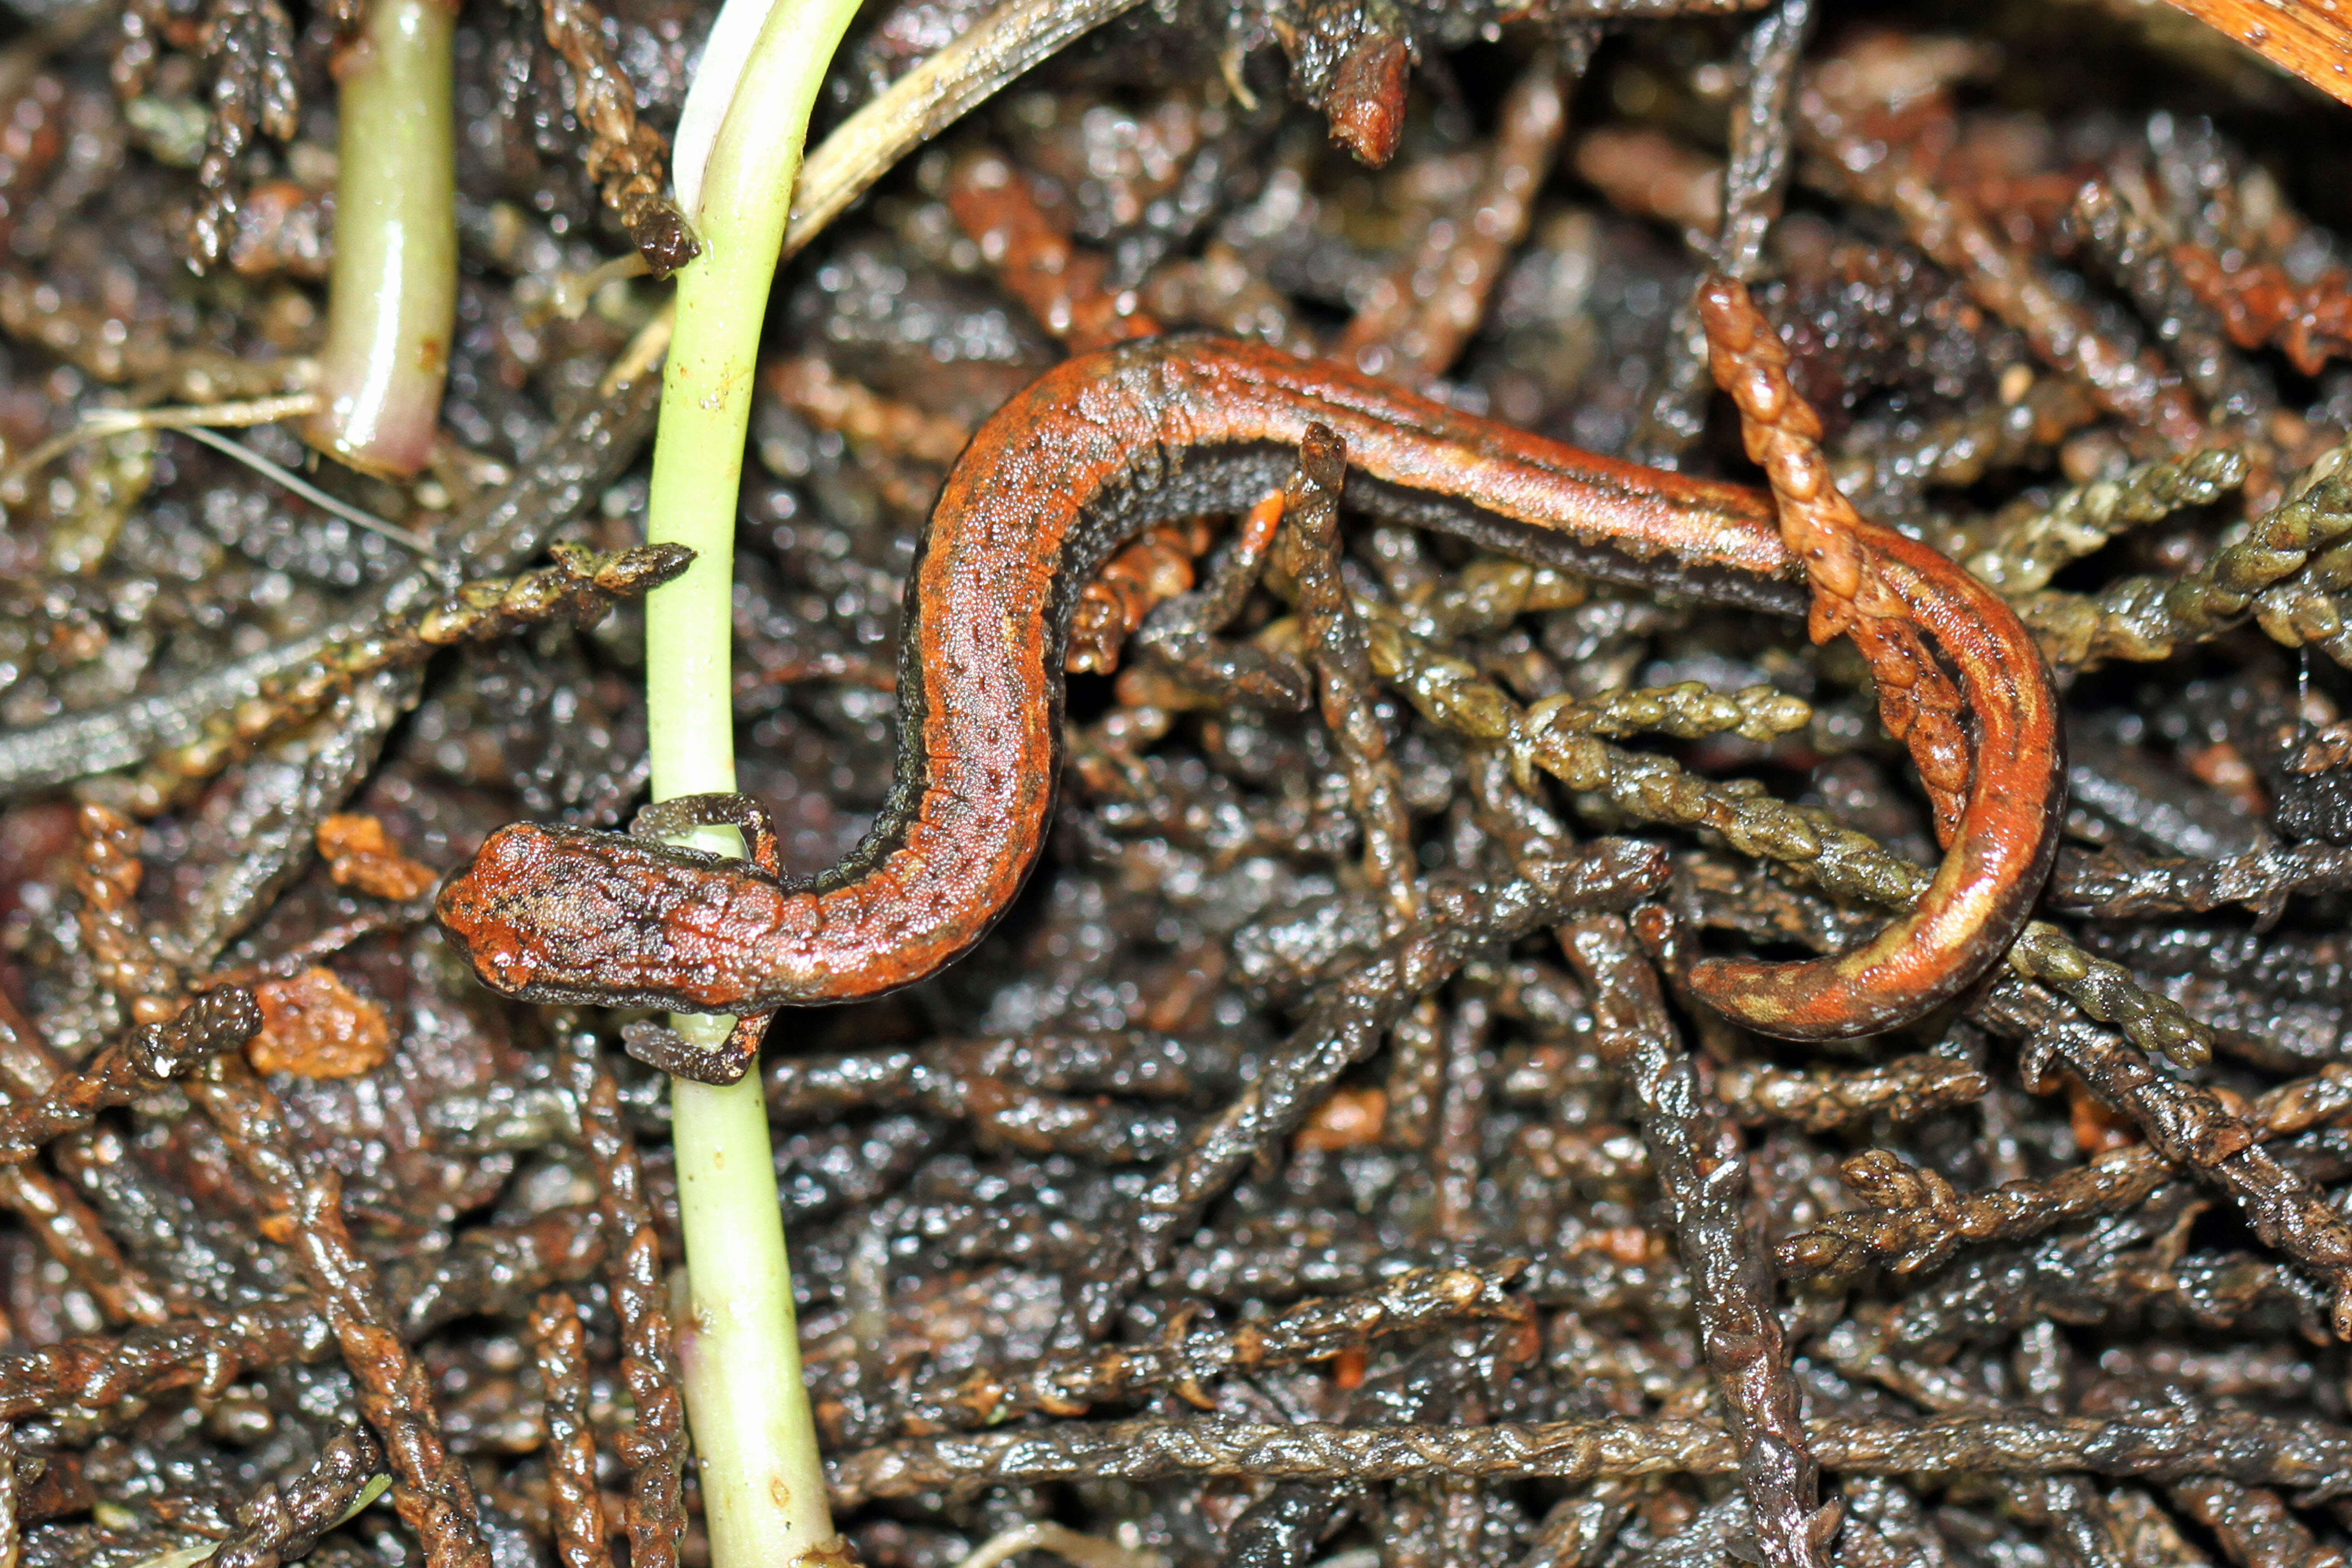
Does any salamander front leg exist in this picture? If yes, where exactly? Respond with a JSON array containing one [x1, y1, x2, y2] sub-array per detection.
[[620, 791, 781, 1084], [629, 791, 783, 874], [619, 1014, 771, 1086]]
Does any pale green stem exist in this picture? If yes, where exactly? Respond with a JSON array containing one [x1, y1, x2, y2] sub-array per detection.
[[642, 0, 861, 1564], [306, 0, 456, 479]]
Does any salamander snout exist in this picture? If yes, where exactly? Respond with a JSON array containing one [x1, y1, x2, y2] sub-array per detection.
[[433, 823, 582, 1000]]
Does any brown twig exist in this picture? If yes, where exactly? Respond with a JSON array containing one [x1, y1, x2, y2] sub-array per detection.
[[196, 1421, 389, 1568], [567, 1052, 684, 1568], [1699, 273, 1970, 840], [292, 1171, 490, 1568], [529, 1292, 613, 1568], [1560, 915, 1832, 1568], [538, 0, 695, 274]]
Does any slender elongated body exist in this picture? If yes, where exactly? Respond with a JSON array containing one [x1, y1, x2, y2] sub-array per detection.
[[436, 334, 2063, 1042]]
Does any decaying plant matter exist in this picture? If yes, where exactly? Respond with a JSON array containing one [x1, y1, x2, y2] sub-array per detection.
[[11, 0, 2352, 1565]]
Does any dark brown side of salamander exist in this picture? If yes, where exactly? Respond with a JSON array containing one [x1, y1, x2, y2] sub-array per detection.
[[435, 333, 2061, 1039]]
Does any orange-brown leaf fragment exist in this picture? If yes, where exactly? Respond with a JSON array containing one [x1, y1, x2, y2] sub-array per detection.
[[317, 813, 436, 902], [1324, 33, 1410, 167], [1294, 1086, 1387, 1151], [251, 967, 391, 1078], [2068, 1078, 2140, 1155]]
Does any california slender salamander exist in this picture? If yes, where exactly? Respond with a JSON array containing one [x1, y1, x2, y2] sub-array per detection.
[[435, 334, 2063, 1061]]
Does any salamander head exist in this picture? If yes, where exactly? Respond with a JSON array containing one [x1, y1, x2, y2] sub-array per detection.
[[435, 823, 609, 1002], [436, 821, 789, 1010]]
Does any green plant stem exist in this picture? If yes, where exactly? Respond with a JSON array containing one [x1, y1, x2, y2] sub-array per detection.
[[305, 0, 456, 478], [641, 0, 861, 1564], [669, 1044, 830, 1563]]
